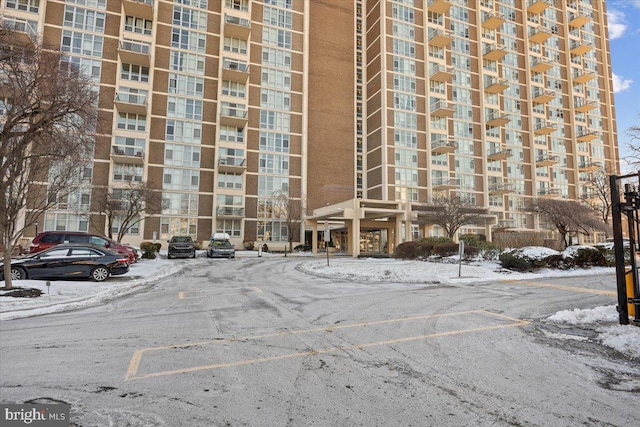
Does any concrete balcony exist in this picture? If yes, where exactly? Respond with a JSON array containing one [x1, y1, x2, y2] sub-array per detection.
[[220, 105, 248, 127], [216, 206, 245, 218], [487, 149, 512, 161], [527, 0, 554, 14], [218, 157, 246, 173], [572, 69, 596, 84], [114, 92, 147, 115], [534, 122, 557, 135], [427, 0, 452, 14], [578, 161, 602, 172], [536, 155, 559, 166], [568, 10, 591, 28], [118, 40, 151, 66], [486, 112, 511, 127], [531, 88, 556, 103], [431, 138, 457, 154], [574, 100, 598, 113], [430, 100, 455, 117], [570, 40, 593, 55], [489, 183, 513, 195], [485, 77, 509, 93], [111, 146, 144, 165], [528, 25, 553, 43], [222, 58, 250, 82], [538, 188, 561, 198], [224, 14, 251, 39], [482, 11, 506, 30], [428, 28, 453, 47], [430, 64, 454, 82], [123, 0, 154, 20], [432, 178, 458, 191], [495, 219, 517, 228], [483, 43, 507, 61], [1, 17, 37, 42], [576, 129, 599, 142], [530, 57, 554, 73]]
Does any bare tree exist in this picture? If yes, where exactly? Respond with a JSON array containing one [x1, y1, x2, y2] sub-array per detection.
[[273, 190, 304, 252], [624, 114, 640, 168], [425, 194, 487, 239], [1, 29, 98, 288], [94, 182, 162, 242], [583, 166, 612, 227], [525, 198, 607, 248]]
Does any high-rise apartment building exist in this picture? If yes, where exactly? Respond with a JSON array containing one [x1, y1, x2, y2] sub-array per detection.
[[1, 0, 618, 257]]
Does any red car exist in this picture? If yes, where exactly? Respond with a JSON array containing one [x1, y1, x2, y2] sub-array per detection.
[[30, 231, 137, 264]]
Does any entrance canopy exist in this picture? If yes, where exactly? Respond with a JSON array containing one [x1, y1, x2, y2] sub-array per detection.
[[306, 198, 410, 257]]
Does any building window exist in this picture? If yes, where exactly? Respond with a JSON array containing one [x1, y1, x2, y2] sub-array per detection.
[[113, 164, 143, 182], [125, 15, 152, 35], [169, 74, 204, 96], [63, 6, 105, 32], [172, 28, 206, 52], [117, 112, 147, 131], [121, 63, 149, 82], [61, 30, 103, 57], [167, 96, 203, 120], [218, 172, 243, 189], [166, 120, 202, 143], [5, 0, 40, 13], [216, 219, 241, 237]]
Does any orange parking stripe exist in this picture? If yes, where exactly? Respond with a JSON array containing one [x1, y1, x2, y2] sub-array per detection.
[[125, 310, 528, 381]]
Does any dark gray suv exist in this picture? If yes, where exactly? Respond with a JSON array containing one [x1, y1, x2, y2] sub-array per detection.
[[167, 236, 196, 259]]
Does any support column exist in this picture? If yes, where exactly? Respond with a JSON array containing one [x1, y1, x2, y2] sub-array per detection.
[[351, 217, 360, 258], [311, 222, 319, 254]]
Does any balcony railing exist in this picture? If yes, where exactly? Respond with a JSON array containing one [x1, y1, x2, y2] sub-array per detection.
[[428, 28, 453, 47], [1, 17, 37, 40], [483, 43, 507, 61], [432, 178, 459, 190], [216, 207, 245, 217], [536, 155, 559, 166], [430, 100, 455, 117], [112, 146, 144, 165], [224, 14, 251, 38], [430, 64, 454, 82], [487, 149, 512, 161], [431, 139, 457, 154], [482, 11, 506, 29], [537, 188, 560, 197], [118, 40, 151, 66], [530, 57, 554, 72]]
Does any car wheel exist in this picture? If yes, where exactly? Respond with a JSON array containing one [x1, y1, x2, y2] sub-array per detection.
[[91, 266, 110, 282], [10, 267, 26, 280], [167, 253, 173, 259], [191, 252, 196, 258]]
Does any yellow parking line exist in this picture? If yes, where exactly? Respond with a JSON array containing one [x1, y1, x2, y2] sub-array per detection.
[[125, 310, 528, 381], [499, 279, 616, 296]]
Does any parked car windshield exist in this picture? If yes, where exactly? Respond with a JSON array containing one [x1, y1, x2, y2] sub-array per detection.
[[171, 236, 193, 243], [212, 240, 232, 248]]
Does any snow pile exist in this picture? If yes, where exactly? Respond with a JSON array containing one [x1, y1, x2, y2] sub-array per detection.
[[549, 305, 640, 359], [509, 246, 560, 260]]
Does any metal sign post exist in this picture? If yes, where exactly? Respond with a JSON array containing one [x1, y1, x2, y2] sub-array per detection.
[[324, 220, 330, 266], [458, 241, 464, 278]]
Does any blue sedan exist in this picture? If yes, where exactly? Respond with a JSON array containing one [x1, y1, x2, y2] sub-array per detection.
[[2, 244, 130, 282]]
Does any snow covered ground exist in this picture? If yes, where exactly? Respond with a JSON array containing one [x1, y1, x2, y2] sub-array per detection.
[[1, 250, 639, 359]]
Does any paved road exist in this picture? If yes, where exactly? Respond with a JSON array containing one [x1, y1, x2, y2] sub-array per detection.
[[1, 258, 638, 426]]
